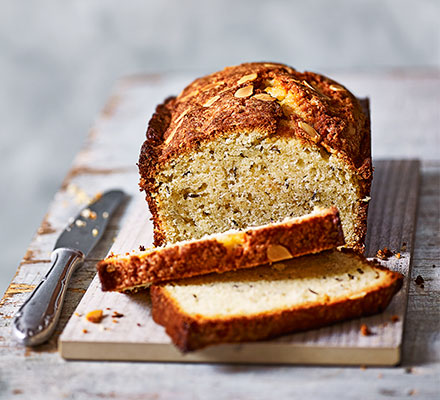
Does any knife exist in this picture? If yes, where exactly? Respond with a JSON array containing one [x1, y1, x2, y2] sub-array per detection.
[[13, 189, 125, 346]]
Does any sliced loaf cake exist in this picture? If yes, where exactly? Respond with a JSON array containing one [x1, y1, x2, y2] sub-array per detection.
[[97, 207, 344, 291], [150, 249, 403, 352], [138, 62, 372, 251]]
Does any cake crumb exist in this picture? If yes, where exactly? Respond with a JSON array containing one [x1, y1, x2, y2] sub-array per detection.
[[112, 311, 124, 318], [92, 228, 99, 237], [391, 315, 399, 323], [74, 312, 82, 317], [376, 247, 393, 260], [408, 389, 416, 396], [139, 245, 146, 251], [405, 367, 413, 374], [360, 324, 372, 336], [395, 252, 401, 259], [360, 365, 367, 370], [415, 275, 425, 288], [137, 323, 142, 327], [86, 309, 104, 323], [112, 319, 119, 324], [82, 329, 88, 334]]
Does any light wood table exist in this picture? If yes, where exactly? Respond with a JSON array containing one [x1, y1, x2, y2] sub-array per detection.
[[0, 71, 438, 399]]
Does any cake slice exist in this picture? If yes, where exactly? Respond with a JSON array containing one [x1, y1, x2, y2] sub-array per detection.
[[150, 249, 403, 352], [97, 207, 344, 291]]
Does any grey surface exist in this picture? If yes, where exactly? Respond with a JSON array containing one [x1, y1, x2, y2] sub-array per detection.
[[1, 0, 439, 295]]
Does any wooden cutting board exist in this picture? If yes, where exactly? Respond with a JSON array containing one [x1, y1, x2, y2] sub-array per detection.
[[59, 159, 420, 365]]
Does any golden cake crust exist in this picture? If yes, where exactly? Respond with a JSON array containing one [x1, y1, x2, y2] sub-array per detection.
[[150, 251, 403, 352], [138, 62, 372, 248], [97, 207, 344, 292]]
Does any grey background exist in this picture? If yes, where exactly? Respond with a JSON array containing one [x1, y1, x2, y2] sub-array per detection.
[[1, 0, 439, 295]]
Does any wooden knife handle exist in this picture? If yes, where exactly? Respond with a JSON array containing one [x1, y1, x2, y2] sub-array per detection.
[[12, 248, 84, 346]]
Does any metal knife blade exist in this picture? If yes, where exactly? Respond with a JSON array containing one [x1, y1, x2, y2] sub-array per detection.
[[13, 189, 125, 346], [55, 190, 125, 255]]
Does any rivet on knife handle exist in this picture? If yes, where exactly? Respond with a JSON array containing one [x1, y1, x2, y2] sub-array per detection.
[[12, 248, 84, 346]]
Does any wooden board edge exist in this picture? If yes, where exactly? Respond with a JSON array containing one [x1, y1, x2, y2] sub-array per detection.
[[59, 340, 401, 366]]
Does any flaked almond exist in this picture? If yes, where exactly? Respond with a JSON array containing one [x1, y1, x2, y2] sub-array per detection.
[[86, 309, 103, 323], [302, 80, 317, 92], [267, 244, 292, 262], [329, 84, 345, 92], [253, 93, 276, 102], [203, 95, 220, 107], [234, 85, 253, 98], [237, 73, 257, 85], [201, 81, 223, 92], [174, 109, 190, 124], [298, 121, 320, 140], [164, 117, 185, 145], [178, 89, 199, 102]]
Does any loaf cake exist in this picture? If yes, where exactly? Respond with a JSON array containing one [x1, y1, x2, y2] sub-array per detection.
[[97, 207, 344, 291], [138, 62, 372, 251], [150, 249, 403, 352]]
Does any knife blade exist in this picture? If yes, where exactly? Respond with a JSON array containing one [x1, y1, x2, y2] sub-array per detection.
[[13, 189, 125, 346]]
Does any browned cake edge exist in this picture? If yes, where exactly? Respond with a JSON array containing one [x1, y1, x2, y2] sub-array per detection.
[[137, 62, 372, 250], [150, 252, 403, 352], [97, 207, 344, 292]]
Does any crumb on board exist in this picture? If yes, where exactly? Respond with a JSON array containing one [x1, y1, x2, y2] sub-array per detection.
[[139, 245, 146, 251], [391, 315, 399, 323], [415, 275, 425, 288], [82, 329, 88, 334], [86, 309, 104, 323], [137, 323, 142, 327], [395, 252, 401, 259], [112, 311, 124, 318], [360, 324, 372, 336], [112, 319, 119, 324], [376, 247, 394, 260]]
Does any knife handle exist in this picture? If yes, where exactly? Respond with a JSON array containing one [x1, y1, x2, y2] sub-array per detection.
[[12, 248, 84, 346]]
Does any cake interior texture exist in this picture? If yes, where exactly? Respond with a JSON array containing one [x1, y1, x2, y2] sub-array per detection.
[[153, 131, 362, 248], [159, 250, 394, 319]]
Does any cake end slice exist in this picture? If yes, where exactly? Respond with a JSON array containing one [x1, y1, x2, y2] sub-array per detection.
[[150, 249, 403, 352]]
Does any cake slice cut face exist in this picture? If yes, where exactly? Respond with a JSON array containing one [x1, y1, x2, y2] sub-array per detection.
[[139, 63, 372, 251], [150, 250, 403, 352], [97, 207, 344, 292]]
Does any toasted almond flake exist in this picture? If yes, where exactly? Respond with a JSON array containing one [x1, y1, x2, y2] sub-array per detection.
[[303, 80, 317, 92], [174, 109, 190, 124], [267, 244, 292, 262], [164, 117, 185, 145], [86, 309, 103, 323], [234, 85, 253, 98], [201, 81, 224, 92], [237, 73, 258, 85], [203, 95, 220, 107], [92, 228, 99, 237], [253, 93, 276, 102], [298, 121, 320, 139], [329, 84, 345, 92], [178, 89, 199, 102]]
